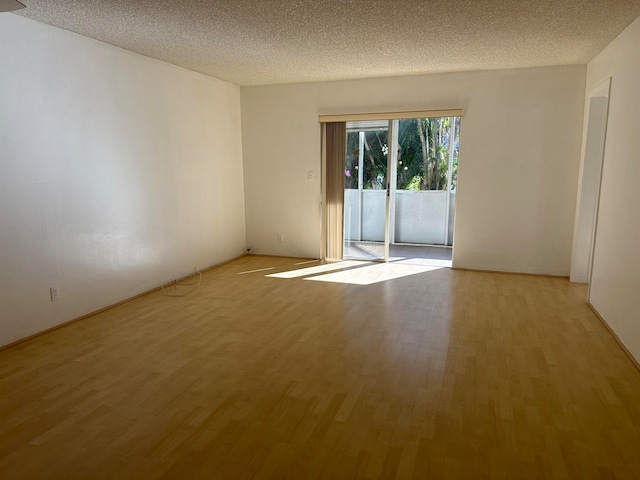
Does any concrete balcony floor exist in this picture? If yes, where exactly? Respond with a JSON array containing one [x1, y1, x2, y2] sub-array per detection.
[[344, 242, 453, 267]]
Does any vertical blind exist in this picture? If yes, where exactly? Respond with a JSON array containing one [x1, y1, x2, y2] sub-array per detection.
[[324, 122, 346, 261]]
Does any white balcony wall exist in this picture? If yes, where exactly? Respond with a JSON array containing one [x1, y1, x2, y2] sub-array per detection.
[[396, 191, 451, 245], [344, 190, 457, 245], [448, 194, 456, 245], [344, 189, 361, 242], [362, 191, 387, 241], [344, 190, 385, 242]]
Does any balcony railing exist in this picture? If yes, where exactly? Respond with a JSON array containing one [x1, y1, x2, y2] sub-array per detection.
[[344, 189, 455, 246]]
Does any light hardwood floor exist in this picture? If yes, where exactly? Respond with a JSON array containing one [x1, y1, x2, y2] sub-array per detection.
[[1, 256, 639, 479]]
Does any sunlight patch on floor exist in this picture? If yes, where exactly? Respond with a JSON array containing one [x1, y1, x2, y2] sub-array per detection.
[[305, 262, 443, 285]]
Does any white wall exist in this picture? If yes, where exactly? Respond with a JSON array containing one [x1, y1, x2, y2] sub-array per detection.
[[586, 16, 640, 362], [0, 15, 246, 347], [241, 66, 586, 273]]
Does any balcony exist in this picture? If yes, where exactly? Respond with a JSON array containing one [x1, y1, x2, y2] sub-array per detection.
[[344, 189, 455, 266]]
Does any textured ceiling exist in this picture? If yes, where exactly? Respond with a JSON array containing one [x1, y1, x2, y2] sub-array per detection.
[[15, 0, 640, 86]]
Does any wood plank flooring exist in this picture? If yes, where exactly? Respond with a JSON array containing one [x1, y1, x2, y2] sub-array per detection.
[[1, 255, 639, 479]]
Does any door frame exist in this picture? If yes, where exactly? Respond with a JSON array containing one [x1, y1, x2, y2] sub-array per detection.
[[320, 108, 465, 263], [570, 77, 611, 286]]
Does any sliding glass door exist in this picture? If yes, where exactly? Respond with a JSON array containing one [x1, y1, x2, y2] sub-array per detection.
[[342, 115, 460, 264]]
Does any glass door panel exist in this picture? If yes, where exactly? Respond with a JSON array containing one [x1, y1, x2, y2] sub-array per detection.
[[343, 121, 389, 261], [394, 116, 460, 247]]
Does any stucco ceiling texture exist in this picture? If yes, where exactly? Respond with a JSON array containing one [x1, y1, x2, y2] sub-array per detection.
[[16, 0, 640, 86]]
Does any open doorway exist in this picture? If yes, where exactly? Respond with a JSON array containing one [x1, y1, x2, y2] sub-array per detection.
[[570, 78, 611, 285], [342, 116, 460, 267]]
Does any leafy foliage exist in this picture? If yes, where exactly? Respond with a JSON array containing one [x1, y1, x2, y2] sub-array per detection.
[[345, 117, 460, 191]]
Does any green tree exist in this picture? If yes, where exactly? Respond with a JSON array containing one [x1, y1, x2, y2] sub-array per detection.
[[345, 129, 389, 190], [345, 117, 459, 192], [398, 117, 458, 191]]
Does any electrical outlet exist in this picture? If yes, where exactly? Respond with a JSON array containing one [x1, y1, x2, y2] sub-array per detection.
[[277, 233, 284, 243], [50, 286, 60, 302], [307, 170, 315, 181]]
